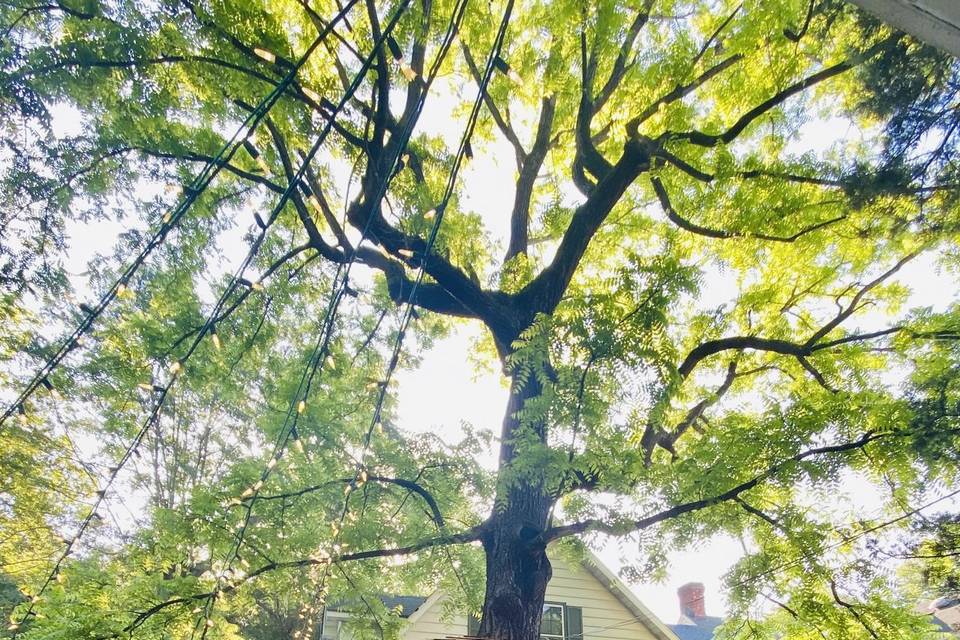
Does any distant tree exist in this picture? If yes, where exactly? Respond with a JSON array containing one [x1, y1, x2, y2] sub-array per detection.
[[1, 1, 960, 639]]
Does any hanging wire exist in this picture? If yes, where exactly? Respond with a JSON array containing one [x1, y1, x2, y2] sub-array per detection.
[[281, 1, 517, 636], [284, 0, 516, 636], [191, 0, 510, 632], [7, 0, 425, 630], [0, 0, 361, 431]]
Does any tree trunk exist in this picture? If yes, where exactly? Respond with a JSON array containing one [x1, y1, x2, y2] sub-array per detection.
[[478, 373, 554, 640]]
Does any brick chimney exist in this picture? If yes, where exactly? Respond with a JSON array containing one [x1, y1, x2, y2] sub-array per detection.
[[678, 582, 706, 619]]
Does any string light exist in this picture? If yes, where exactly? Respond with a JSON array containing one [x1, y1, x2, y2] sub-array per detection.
[[168, 361, 182, 375], [302, 86, 322, 103], [298, 183, 327, 223], [243, 139, 272, 176], [254, 48, 277, 64], [40, 378, 60, 400], [210, 328, 222, 350], [493, 55, 522, 83], [6, 7, 375, 635], [297, 400, 306, 414], [397, 248, 415, 259], [423, 208, 436, 220], [385, 35, 417, 82], [399, 62, 418, 82]]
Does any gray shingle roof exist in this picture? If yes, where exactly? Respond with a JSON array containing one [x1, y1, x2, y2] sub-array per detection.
[[668, 616, 724, 640]]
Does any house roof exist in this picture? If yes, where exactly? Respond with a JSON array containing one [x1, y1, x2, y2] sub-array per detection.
[[576, 551, 680, 640], [668, 616, 724, 640], [847, 0, 960, 56]]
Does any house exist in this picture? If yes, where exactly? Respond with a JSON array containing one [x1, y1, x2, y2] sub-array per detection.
[[929, 594, 960, 635], [322, 551, 682, 640], [847, 0, 960, 56]]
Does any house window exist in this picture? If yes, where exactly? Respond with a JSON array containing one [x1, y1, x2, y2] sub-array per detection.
[[541, 604, 564, 640]]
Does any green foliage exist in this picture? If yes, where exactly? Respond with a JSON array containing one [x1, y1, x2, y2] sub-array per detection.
[[1, 0, 960, 638]]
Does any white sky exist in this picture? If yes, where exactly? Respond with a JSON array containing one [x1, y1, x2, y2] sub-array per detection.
[[36, 64, 960, 625]]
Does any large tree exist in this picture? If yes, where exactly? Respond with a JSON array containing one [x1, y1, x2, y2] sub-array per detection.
[[2, 0, 960, 639]]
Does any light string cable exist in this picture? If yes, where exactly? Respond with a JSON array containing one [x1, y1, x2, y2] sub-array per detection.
[[188, 0, 446, 635], [289, 2, 516, 637], [210, 0, 486, 635], [8, 0, 413, 632], [0, 0, 360, 430]]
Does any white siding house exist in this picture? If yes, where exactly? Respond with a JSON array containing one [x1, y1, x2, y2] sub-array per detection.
[[323, 551, 679, 640]]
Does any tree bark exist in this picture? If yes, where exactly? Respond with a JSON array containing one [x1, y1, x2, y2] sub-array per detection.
[[478, 373, 554, 640]]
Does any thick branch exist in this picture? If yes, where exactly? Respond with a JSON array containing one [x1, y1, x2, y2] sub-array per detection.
[[520, 137, 654, 316], [505, 95, 556, 262], [652, 175, 846, 242], [543, 431, 885, 541], [669, 37, 895, 148]]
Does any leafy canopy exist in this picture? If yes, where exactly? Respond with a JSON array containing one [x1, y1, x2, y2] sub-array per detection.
[[1, 0, 960, 638]]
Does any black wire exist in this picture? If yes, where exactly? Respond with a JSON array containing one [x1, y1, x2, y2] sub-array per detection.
[[8, 1, 391, 632], [290, 1, 516, 636], [0, 0, 361, 431]]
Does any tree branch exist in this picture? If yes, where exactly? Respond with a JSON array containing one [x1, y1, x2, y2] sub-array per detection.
[[520, 137, 654, 316], [543, 430, 886, 541], [651, 175, 845, 243], [251, 475, 447, 528], [593, 0, 656, 111], [505, 95, 556, 262], [123, 525, 484, 633], [669, 37, 895, 148], [462, 41, 525, 166]]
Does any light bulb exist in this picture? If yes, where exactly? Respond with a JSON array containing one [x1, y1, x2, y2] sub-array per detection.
[[297, 400, 306, 414], [399, 62, 417, 82], [254, 48, 277, 63]]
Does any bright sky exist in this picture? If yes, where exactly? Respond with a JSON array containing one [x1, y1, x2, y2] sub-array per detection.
[[40, 60, 960, 626]]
